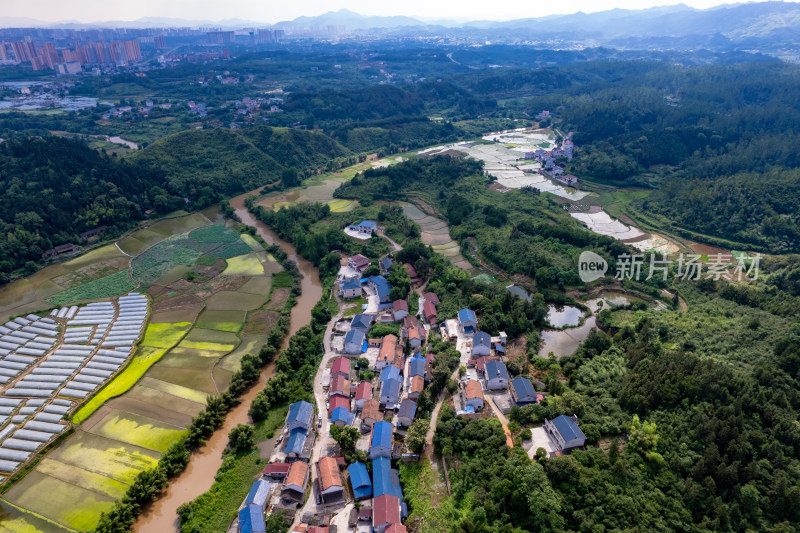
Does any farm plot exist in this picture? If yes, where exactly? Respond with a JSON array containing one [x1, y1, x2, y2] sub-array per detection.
[[0, 213, 279, 531], [400, 202, 472, 270], [196, 309, 246, 332]]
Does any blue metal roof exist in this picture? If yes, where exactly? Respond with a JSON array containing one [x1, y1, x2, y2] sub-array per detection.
[[473, 331, 491, 348], [331, 406, 355, 426], [369, 276, 392, 301], [342, 279, 362, 291], [371, 421, 392, 450], [238, 504, 266, 533], [360, 220, 376, 227], [287, 400, 313, 428], [345, 328, 366, 346], [285, 427, 307, 455], [244, 479, 271, 507], [485, 360, 509, 380], [381, 379, 401, 402], [348, 462, 372, 499], [351, 314, 374, 331], [380, 257, 393, 270], [511, 377, 536, 401], [458, 308, 477, 324], [495, 343, 505, 353], [553, 415, 585, 443], [380, 365, 401, 382], [372, 456, 393, 497], [408, 359, 425, 377]]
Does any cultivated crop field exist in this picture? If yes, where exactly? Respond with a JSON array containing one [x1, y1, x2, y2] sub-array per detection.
[[0, 213, 287, 531]]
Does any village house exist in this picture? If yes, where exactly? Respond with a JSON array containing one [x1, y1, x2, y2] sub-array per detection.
[[403, 316, 426, 350], [404, 263, 421, 285], [281, 461, 309, 502], [458, 308, 478, 334], [347, 254, 371, 273], [360, 399, 382, 431], [316, 457, 344, 503], [392, 300, 408, 321], [463, 380, 485, 410], [262, 462, 290, 480], [408, 375, 424, 400], [344, 328, 366, 355], [354, 381, 372, 411], [380, 378, 401, 409], [330, 356, 350, 380], [348, 462, 373, 501], [339, 278, 362, 299], [510, 376, 538, 406], [368, 275, 392, 305], [485, 360, 509, 390], [331, 406, 355, 427], [355, 220, 377, 235], [422, 300, 438, 325], [284, 426, 309, 461], [328, 393, 350, 415], [372, 494, 401, 533], [544, 414, 586, 451], [472, 331, 492, 357], [370, 421, 393, 459], [351, 313, 374, 333], [329, 375, 351, 397], [397, 399, 417, 427], [380, 256, 394, 274], [376, 334, 398, 370], [286, 401, 314, 432]]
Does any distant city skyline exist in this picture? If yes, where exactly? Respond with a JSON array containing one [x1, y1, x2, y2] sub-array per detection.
[[0, 0, 786, 25]]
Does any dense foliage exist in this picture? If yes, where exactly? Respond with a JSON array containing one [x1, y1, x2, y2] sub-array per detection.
[[0, 136, 185, 280], [134, 125, 349, 196]]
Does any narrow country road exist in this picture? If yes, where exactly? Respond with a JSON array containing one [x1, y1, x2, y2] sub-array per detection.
[[291, 291, 346, 528]]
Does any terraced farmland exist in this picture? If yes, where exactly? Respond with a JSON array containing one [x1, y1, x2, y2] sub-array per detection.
[[399, 202, 473, 270]]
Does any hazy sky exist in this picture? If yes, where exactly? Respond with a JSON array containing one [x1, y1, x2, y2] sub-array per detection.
[[2, 0, 779, 23]]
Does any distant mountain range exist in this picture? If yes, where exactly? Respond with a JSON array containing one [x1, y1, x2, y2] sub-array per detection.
[[3, 3, 800, 49]]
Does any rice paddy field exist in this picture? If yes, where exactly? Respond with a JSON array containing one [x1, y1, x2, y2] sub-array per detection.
[[0, 213, 285, 531]]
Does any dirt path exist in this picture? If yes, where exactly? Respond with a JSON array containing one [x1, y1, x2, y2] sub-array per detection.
[[487, 395, 514, 448], [376, 229, 403, 252]]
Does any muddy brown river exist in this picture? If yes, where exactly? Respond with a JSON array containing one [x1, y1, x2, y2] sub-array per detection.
[[133, 190, 322, 532]]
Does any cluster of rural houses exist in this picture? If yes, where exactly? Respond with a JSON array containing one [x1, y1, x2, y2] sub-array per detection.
[[234, 228, 587, 532]]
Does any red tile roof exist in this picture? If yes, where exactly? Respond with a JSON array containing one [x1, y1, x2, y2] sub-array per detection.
[[317, 456, 343, 491], [263, 462, 290, 476], [355, 381, 372, 401], [465, 380, 484, 400], [423, 301, 437, 321], [331, 356, 350, 376], [386, 525, 407, 533], [361, 399, 382, 423], [411, 375, 424, 394], [379, 334, 397, 363], [373, 494, 401, 526], [393, 299, 408, 313], [424, 292, 439, 305], [283, 461, 308, 489], [329, 393, 350, 414], [330, 375, 351, 395]]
